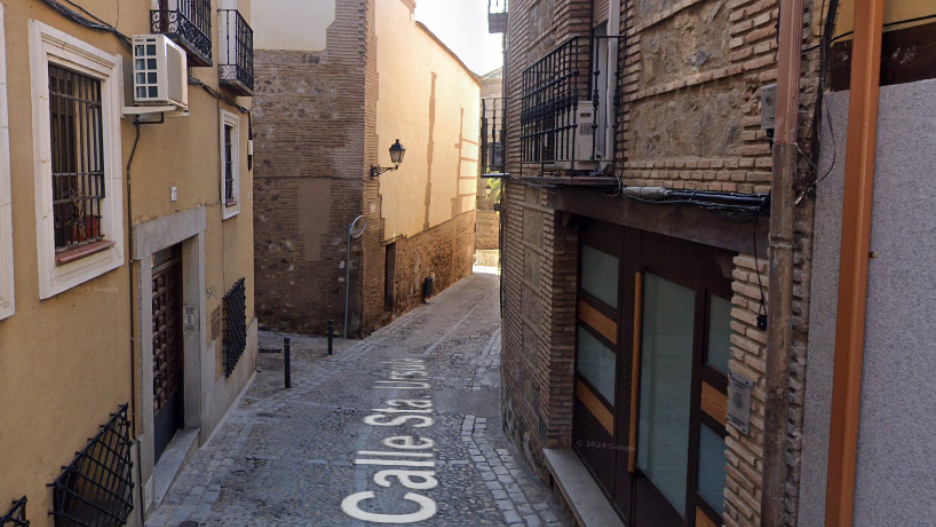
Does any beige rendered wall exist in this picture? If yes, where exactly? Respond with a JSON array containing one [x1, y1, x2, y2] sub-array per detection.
[[834, 0, 935, 37], [251, 0, 335, 52], [375, 0, 480, 240], [0, 0, 255, 522]]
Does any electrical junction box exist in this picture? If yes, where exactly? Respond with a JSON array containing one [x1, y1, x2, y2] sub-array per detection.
[[132, 35, 188, 110], [761, 84, 777, 131]]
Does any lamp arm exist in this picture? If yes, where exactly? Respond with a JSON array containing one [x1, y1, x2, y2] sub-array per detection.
[[370, 164, 399, 179]]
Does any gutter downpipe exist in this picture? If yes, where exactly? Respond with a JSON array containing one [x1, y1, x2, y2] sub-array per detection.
[[762, 0, 804, 523], [824, 0, 885, 525]]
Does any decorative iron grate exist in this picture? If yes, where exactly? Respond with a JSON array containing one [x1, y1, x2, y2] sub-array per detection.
[[223, 278, 247, 377], [151, 0, 213, 67], [218, 9, 254, 96], [0, 497, 29, 527], [49, 405, 134, 527]]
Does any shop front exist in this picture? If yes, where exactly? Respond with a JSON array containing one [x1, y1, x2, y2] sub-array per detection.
[[573, 218, 734, 527]]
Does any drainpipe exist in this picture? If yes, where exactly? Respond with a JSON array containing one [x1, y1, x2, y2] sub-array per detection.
[[761, 0, 804, 523], [824, 0, 885, 525]]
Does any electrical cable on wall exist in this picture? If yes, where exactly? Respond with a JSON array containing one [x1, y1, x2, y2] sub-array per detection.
[[39, 0, 131, 48]]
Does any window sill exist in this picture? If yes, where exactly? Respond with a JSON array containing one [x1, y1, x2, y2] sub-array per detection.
[[55, 240, 116, 265]]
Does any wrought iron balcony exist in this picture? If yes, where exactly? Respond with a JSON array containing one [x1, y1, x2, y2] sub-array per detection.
[[151, 0, 213, 67], [219, 8, 254, 96], [480, 97, 506, 175], [488, 0, 508, 34], [520, 35, 623, 180]]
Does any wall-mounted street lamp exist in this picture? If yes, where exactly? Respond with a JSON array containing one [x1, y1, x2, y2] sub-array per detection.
[[370, 139, 406, 179]]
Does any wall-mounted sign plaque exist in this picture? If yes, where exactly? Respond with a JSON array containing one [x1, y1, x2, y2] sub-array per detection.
[[728, 371, 754, 435]]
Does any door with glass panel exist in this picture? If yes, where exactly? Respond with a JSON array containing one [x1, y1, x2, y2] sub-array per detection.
[[628, 232, 733, 527], [573, 222, 624, 498]]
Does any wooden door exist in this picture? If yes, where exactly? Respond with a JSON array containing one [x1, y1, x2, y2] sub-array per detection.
[[152, 245, 184, 463]]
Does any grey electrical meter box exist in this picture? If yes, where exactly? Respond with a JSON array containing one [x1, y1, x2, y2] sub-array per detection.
[[761, 84, 777, 130]]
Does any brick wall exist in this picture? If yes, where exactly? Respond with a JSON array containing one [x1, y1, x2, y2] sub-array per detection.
[[500, 0, 821, 524], [255, 0, 478, 337], [253, 0, 370, 335]]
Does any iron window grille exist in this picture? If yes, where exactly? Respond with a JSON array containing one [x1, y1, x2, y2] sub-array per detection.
[[49, 64, 106, 252], [224, 124, 235, 204], [218, 9, 254, 96], [151, 0, 213, 67], [0, 497, 29, 527], [480, 97, 506, 175], [488, 0, 507, 33], [223, 278, 247, 377], [520, 35, 623, 177], [49, 404, 134, 527]]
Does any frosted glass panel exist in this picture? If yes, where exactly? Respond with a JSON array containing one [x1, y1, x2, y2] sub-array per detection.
[[577, 327, 616, 405], [707, 295, 732, 375], [581, 245, 619, 308], [697, 424, 728, 515], [637, 274, 695, 517]]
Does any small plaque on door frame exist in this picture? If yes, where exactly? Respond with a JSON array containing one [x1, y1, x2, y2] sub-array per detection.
[[728, 371, 754, 435]]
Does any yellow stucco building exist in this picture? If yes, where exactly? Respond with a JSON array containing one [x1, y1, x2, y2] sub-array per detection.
[[0, 0, 257, 524]]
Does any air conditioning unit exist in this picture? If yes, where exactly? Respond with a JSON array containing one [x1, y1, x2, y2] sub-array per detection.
[[574, 109, 598, 161], [131, 35, 188, 110], [541, 108, 599, 172]]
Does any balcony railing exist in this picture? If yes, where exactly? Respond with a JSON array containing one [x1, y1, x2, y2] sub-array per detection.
[[219, 8, 254, 96], [151, 0, 213, 67], [481, 97, 506, 175], [488, 0, 508, 33], [520, 35, 623, 178]]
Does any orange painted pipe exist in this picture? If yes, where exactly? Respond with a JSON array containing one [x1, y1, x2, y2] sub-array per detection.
[[824, 0, 886, 525]]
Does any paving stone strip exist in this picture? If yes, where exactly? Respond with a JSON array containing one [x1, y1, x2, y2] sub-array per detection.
[[148, 273, 569, 527]]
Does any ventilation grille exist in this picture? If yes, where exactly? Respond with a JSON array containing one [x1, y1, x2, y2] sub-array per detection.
[[49, 405, 134, 527], [223, 278, 247, 377]]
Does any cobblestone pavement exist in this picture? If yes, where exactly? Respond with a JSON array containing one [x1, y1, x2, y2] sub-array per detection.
[[148, 273, 570, 527]]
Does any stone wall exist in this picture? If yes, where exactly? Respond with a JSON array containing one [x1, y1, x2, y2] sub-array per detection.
[[252, 0, 370, 335], [475, 210, 501, 250], [387, 211, 477, 318]]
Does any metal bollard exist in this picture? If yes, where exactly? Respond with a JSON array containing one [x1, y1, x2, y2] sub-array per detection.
[[327, 320, 334, 356], [284, 337, 291, 389]]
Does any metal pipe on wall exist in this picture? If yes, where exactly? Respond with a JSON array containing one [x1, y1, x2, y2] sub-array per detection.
[[825, 0, 886, 524], [762, 0, 805, 522]]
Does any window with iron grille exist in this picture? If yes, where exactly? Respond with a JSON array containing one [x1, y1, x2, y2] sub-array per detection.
[[224, 124, 235, 204], [30, 22, 125, 300], [223, 278, 247, 377], [220, 111, 240, 218], [0, 497, 28, 527], [49, 64, 106, 251], [50, 404, 134, 527]]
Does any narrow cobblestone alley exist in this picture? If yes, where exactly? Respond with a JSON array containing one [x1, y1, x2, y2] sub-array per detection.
[[147, 273, 570, 527]]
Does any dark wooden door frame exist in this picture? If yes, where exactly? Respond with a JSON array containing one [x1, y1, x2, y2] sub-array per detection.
[[571, 219, 736, 526]]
